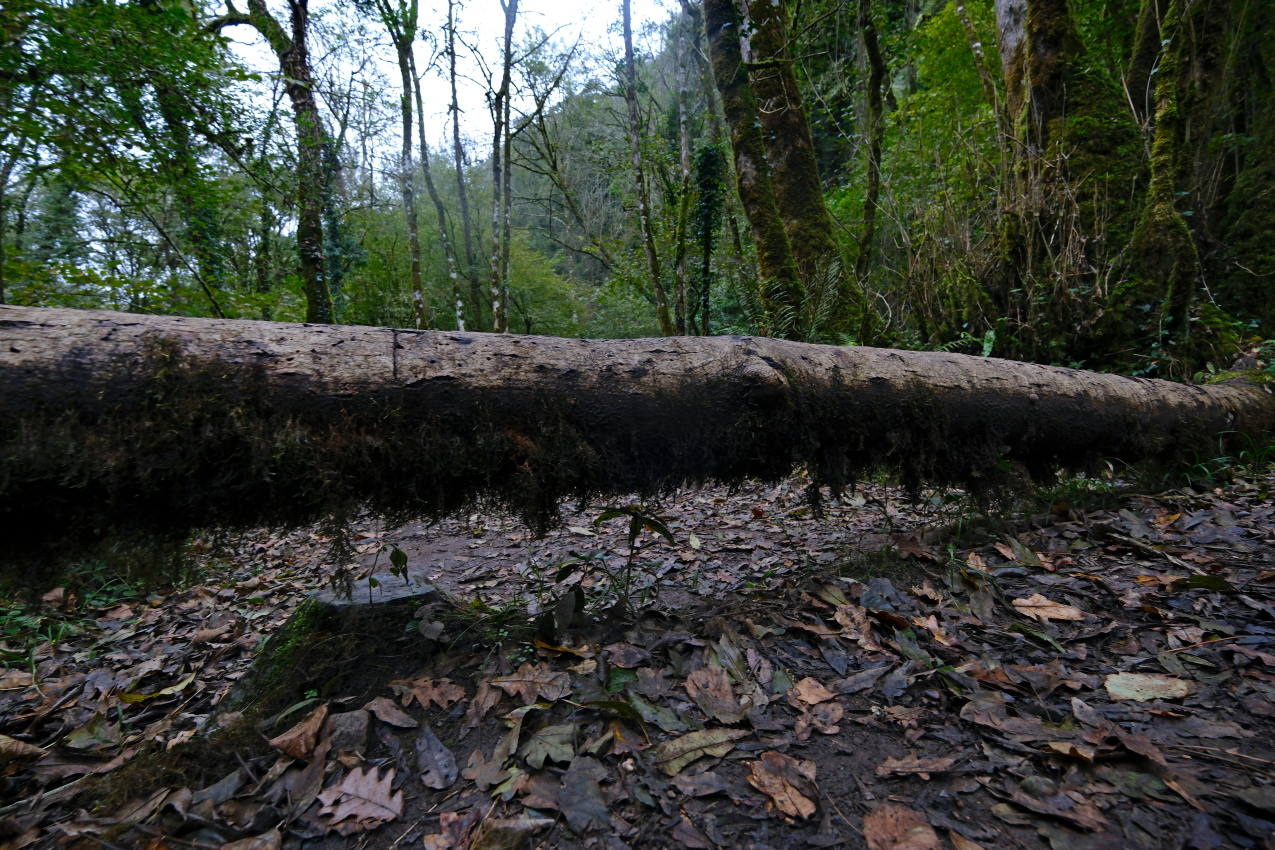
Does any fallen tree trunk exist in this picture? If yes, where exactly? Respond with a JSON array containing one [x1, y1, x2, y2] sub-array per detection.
[[2, 305, 1272, 576]]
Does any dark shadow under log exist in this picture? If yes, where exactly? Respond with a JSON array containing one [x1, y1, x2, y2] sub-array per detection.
[[2, 306, 1272, 582]]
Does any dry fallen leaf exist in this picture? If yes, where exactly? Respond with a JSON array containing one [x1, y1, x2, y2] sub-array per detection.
[[490, 662, 570, 705], [363, 696, 417, 728], [862, 803, 942, 850], [468, 817, 555, 850], [0, 733, 47, 768], [317, 765, 404, 835], [1011, 593, 1087, 622], [652, 728, 749, 776], [746, 750, 818, 819], [1104, 672, 1194, 701], [267, 704, 329, 761], [391, 677, 466, 710], [685, 666, 745, 724], [874, 753, 957, 778], [789, 677, 836, 706]]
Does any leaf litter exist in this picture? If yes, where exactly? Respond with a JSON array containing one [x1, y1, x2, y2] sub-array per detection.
[[1, 470, 1274, 847]]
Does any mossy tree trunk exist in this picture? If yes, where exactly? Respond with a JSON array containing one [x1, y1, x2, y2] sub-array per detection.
[[3, 304, 1273, 580], [702, 0, 803, 333], [742, 0, 872, 339], [995, 0, 1143, 360], [1125, 0, 1203, 340]]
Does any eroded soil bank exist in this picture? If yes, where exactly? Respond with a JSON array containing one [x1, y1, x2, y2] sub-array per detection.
[[3, 471, 1275, 849]]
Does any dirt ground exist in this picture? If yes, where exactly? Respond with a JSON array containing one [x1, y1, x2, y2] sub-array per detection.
[[3, 469, 1275, 850]]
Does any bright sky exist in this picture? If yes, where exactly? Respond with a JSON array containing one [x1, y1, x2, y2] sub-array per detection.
[[222, 0, 671, 154]]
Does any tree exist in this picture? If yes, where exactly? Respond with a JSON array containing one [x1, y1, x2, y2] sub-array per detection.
[[702, 0, 803, 332], [209, 0, 334, 323], [621, 0, 674, 336], [4, 303, 1273, 577], [365, 0, 428, 328]]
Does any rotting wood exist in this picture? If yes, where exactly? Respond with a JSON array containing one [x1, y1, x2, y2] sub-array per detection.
[[1, 305, 1272, 578]]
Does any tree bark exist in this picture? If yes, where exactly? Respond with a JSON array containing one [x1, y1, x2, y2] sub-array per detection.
[[488, 0, 518, 333], [622, 0, 674, 337], [3, 304, 1271, 571], [446, 0, 481, 328], [743, 0, 838, 280], [393, 38, 428, 328], [702, 0, 803, 332], [855, 0, 886, 282], [210, 0, 333, 323]]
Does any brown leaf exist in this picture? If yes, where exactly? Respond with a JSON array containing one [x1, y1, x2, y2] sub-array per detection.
[[671, 814, 714, 849], [493, 662, 571, 705], [652, 728, 749, 776], [1006, 788, 1108, 831], [1104, 672, 1194, 701], [685, 667, 745, 724], [422, 809, 480, 850], [363, 696, 417, 728], [0, 733, 47, 767], [862, 803, 942, 850], [391, 677, 466, 711], [461, 682, 502, 736], [469, 817, 555, 850], [746, 750, 818, 820], [789, 677, 836, 706], [461, 749, 509, 791], [1011, 594, 1087, 622], [604, 642, 650, 668], [874, 754, 958, 778], [317, 765, 404, 835], [267, 704, 329, 761]]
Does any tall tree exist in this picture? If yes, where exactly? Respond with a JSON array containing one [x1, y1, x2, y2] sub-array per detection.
[[210, 0, 333, 323], [446, 0, 482, 327], [702, 0, 803, 332], [367, 0, 428, 327], [621, 0, 674, 336], [487, 0, 518, 332]]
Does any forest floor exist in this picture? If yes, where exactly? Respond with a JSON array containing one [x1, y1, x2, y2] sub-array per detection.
[[3, 468, 1275, 850]]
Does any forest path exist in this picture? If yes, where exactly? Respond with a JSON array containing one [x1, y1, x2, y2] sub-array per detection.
[[3, 471, 1274, 849]]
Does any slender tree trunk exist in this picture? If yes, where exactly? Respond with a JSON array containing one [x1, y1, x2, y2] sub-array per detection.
[[855, 0, 886, 281], [214, 0, 333, 323], [5, 304, 1273, 574], [489, 0, 517, 332], [702, 0, 803, 331], [447, 0, 482, 328], [1126, 0, 1162, 127], [672, 18, 694, 336], [500, 69, 514, 334], [281, 0, 331, 323], [410, 53, 466, 332], [622, 0, 674, 336], [392, 43, 427, 327]]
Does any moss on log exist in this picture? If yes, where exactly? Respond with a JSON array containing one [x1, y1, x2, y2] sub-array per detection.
[[1, 305, 1273, 583]]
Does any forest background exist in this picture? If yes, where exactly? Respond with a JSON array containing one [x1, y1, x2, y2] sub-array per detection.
[[1, 0, 1272, 378]]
